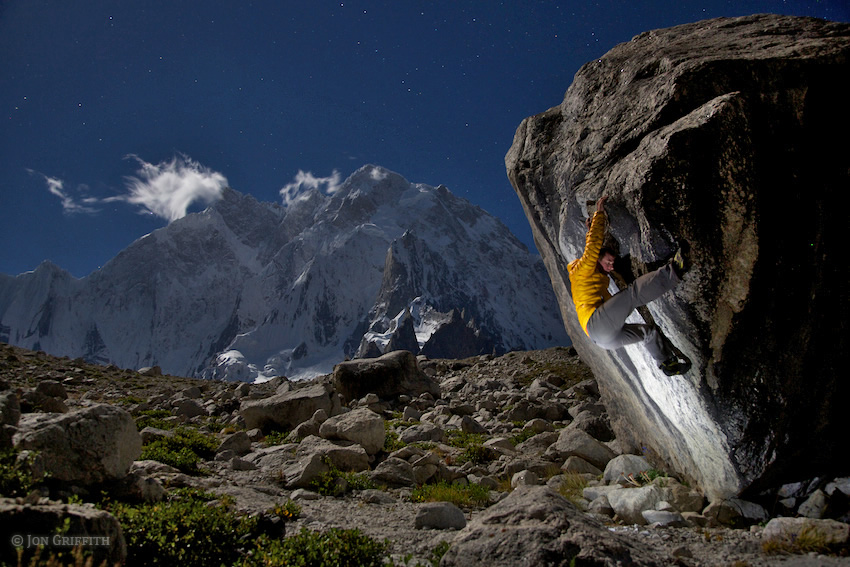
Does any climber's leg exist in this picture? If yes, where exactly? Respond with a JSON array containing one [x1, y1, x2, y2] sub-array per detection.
[[586, 263, 679, 345]]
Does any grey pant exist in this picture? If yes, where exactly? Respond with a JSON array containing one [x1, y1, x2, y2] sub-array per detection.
[[586, 263, 679, 363]]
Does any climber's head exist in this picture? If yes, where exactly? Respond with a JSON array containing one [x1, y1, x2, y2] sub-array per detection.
[[598, 247, 616, 273]]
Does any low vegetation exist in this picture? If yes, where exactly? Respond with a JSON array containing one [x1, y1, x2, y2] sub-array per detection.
[[310, 459, 376, 496], [0, 447, 38, 497], [411, 480, 491, 509], [138, 427, 218, 474], [104, 488, 257, 567], [240, 528, 390, 567]]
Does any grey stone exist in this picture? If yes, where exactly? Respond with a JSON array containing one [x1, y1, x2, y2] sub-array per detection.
[[218, 431, 252, 455], [282, 452, 330, 489], [798, 488, 829, 519], [295, 435, 369, 472], [607, 485, 667, 525], [440, 486, 661, 567], [543, 427, 616, 470], [702, 498, 768, 528], [459, 415, 488, 435], [641, 509, 690, 528], [35, 379, 67, 399], [415, 501, 466, 530], [511, 469, 540, 488], [174, 398, 206, 418], [399, 422, 445, 444], [371, 457, 417, 487], [561, 456, 603, 476], [319, 407, 385, 455], [602, 454, 652, 486]]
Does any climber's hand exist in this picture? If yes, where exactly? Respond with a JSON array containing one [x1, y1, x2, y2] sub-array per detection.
[[596, 196, 607, 213]]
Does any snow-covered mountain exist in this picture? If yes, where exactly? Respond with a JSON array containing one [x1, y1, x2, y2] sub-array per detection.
[[0, 165, 568, 381]]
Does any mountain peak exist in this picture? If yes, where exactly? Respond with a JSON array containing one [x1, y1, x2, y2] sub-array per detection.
[[0, 166, 569, 381]]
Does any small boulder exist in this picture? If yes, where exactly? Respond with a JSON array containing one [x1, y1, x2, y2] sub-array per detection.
[[602, 454, 652, 486], [371, 457, 417, 487], [543, 427, 617, 470], [319, 408, 385, 455], [415, 502, 466, 530]]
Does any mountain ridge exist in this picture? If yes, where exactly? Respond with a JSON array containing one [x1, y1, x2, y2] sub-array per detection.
[[1, 165, 568, 381]]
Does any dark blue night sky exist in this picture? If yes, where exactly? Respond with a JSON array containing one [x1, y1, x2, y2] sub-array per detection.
[[2, 1, 847, 277]]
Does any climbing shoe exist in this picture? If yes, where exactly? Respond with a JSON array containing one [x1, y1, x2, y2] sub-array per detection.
[[670, 245, 689, 277], [659, 357, 691, 376]]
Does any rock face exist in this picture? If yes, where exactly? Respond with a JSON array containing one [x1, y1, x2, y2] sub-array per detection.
[[505, 15, 849, 500]]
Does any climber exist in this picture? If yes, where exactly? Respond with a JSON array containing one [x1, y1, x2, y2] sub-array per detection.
[[568, 196, 691, 376]]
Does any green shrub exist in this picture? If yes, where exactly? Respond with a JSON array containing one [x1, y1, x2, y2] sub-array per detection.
[[270, 499, 302, 521], [411, 481, 491, 508], [445, 430, 483, 449], [311, 460, 376, 496], [456, 443, 492, 465], [510, 427, 536, 446], [108, 488, 257, 567], [384, 424, 406, 452], [135, 409, 174, 431], [263, 429, 290, 446], [240, 528, 389, 567], [0, 447, 38, 497], [139, 427, 218, 474]]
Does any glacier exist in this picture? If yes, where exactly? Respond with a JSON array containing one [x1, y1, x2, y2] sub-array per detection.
[[0, 165, 569, 381]]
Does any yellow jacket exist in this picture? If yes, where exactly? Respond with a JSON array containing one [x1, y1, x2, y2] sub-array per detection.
[[567, 211, 611, 335]]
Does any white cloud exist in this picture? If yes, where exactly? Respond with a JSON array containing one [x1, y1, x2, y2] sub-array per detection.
[[122, 154, 228, 222], [279, 170, 342, 207], [27, 169, 98, 214]]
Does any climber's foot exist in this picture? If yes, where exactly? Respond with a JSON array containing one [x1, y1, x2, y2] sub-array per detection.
[[659, 357, 691, 376], [670, 242, 690, 278]]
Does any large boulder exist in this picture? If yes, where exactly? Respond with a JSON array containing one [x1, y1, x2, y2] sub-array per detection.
[[505, 14, 849, 500], [12, 404, 141, 485], [240, 381, 341, 432], [332, 349, 440, 404]]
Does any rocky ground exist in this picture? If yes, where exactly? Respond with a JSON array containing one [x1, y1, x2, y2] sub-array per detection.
[[1, 342, 848, 566]]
